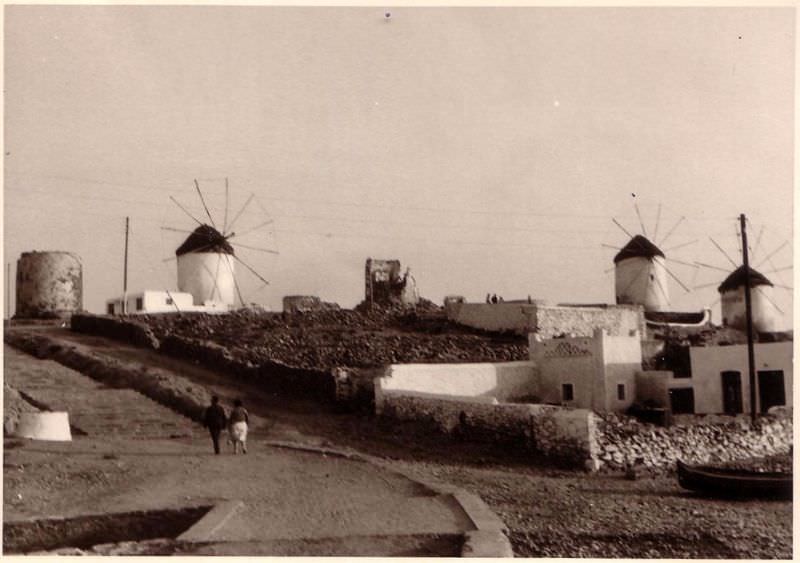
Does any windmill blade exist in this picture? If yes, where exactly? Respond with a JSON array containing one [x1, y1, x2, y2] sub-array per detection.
[[752, 225, 766, 261], [763, 264, 793, 274], [709, 237, 739, 268], [604, 265, 615, 274], [160, 226, 195, 234], [170, 196, 205, 227], [652, 203, 662, 242], [222, 177, 230, 235], [694, 261, 730, 273], [664, 256, 700, 269], [230, 241, 280, 255], [227, 193, 256, 234], [612, 218, 634, 239], [634, 202, 647, 237], [620, 263, 648, 297], [658, 216, 685, 247], [693, 281, 722, 290], [663, 239, 698, 253], [755, 286, 784, 315], [772, 284, 793, 291], [601, 243, 622, 251], [663, 264, 690, 293], [232, 255, 271, 286], [756, 240, 789, 269], [220, 252, 245, 306], [227, 218, 275, 240], [163, 289, 181, 312], [653, 274, 671, 307], [194, 179, 217, 230]]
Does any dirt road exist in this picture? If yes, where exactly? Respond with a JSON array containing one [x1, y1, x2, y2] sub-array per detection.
[[5, 327, 793, 558]]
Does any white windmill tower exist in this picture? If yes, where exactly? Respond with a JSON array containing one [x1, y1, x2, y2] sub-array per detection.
[[613, 234, 670, 312], [717, 266, 777, 333], [605, 200, 695, 314], [163, 179, 277, 310], [175, 224, 237, 307]]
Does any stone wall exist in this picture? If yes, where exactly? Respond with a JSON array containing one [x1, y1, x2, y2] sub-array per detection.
[[533, 305, 644, 339], [69, 314, 349, 406], [594, 410, 793, 471], [447, 302, 644, 337], [376, 389, 596, 466], [71, 314, 160, 350]]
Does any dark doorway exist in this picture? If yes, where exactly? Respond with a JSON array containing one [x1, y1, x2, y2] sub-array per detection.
[[720, 371, 743, 414], [669, 387, 695, 414], [757, 370, 786, 413]]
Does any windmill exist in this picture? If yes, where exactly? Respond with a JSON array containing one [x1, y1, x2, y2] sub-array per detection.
[[161, 179, 278, 310], [603, 199, 698, 313], [694, 218, 791, 333]]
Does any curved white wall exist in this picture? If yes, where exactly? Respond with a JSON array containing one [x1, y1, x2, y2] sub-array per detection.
[[177, 253, 236, 306], [614, 256, 669, 312], [720, 284, 778, 332]]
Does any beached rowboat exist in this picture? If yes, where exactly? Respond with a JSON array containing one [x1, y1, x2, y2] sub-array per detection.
[[676, 460, 792, 499]]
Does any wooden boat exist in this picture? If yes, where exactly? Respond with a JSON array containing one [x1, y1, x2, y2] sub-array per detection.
[[677, 460, 792, 499]]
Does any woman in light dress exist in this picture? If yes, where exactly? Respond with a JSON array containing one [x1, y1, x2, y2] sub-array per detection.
[[228, 399, 249, 454]]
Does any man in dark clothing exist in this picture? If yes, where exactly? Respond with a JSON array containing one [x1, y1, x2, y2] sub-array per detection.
[[204, 396, 227, 455]]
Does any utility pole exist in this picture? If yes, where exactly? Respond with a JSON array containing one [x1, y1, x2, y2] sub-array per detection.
[[123, 217, 130, 315], [6, 262, 11, 328], [740, 213, 757, 422]]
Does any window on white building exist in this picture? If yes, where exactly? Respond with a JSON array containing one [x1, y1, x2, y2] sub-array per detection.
[[562, 383, 574, 402]]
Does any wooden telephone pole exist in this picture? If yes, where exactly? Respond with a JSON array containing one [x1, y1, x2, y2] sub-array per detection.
[[123, 217, 130, 315], [739, 214, 757, 422]]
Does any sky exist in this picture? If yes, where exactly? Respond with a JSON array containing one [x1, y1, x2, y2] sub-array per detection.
[[4, 6, 795, 328]]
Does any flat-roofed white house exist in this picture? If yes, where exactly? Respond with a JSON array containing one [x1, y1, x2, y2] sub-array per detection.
[[106, 290, 229, 315]]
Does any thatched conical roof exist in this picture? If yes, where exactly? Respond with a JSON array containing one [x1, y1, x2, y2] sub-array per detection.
[[613, 235, 665, 264], [718, 265, 773, 293], [175, 224, 234, 256]]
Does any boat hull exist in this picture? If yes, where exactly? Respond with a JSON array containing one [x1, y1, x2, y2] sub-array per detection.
[[677, 460, 792, 499]]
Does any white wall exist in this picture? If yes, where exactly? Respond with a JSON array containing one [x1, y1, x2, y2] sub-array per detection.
[[615, 256, 669, 312], [448, 302, 537, 332], [720, 285, 778, 333], [106, 290, 228, 315], [529, 334, 601, 409], [688, 341, 792, 414], [177, 253, 236, 306], [529, 329, 641, 412], [599, 331, 641, 412], [377, 361, 538, 407]]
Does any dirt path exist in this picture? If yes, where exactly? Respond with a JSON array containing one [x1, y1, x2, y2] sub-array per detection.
[[7, 327, 794, 558], [3, 343, 476, 556]]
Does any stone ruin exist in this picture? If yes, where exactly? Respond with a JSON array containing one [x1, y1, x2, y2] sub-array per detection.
[[364, 258, 419, 308]]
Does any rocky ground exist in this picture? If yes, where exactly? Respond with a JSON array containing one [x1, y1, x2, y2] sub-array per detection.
[[136, 303, 529, 370], [5, 322, 793, 558]]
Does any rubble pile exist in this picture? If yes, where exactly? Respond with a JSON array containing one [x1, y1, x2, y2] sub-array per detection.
[[3, 383, 40, 436], [594, 411, 793, 472], [137, 304, 528, 371]]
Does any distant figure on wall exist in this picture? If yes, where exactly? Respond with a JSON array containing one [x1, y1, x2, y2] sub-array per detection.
[[228, 399, 249, 454], [491, 294, 498, 304], [486, 293, 491, 303], [203, 396, 227, 455]]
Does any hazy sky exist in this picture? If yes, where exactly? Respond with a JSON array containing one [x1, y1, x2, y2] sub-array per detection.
[[4, 6, 794, 327]]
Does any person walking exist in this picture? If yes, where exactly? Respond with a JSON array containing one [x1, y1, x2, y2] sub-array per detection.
[[203, 396, 227, 455], [228, 399, 249, 455]]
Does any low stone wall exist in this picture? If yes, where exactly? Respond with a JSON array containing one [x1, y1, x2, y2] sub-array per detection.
[[376, 388, 595, 466], [5, 330, 211, 423], [159, 335, 337, 404], [71, 314, 160, 350], [594, 411, 793, 472], [68, 314, 349, 406]]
